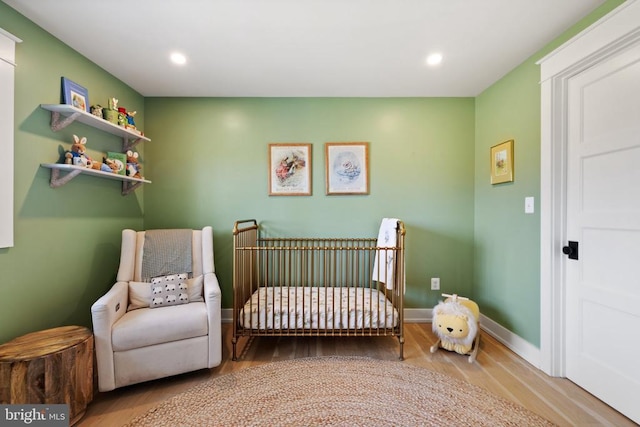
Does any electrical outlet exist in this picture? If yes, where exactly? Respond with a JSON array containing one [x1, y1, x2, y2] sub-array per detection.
[[431, 277, 440, 290]]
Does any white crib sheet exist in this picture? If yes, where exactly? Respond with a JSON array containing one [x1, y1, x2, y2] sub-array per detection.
[[239, 286, 399, 330]]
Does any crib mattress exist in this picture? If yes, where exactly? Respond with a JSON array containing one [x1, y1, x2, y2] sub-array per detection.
[[238, 286, 399, 330]]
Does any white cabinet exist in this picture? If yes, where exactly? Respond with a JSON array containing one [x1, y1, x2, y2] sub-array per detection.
[[40, 104, 151, 195]]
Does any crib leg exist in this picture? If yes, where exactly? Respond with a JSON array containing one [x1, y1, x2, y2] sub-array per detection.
[[398, 336, 405, 361], [232, 337, 238, 361]]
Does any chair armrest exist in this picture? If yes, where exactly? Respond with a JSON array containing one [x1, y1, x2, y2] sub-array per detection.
[[91, 281, 128, 329], [203, 272, 222, 367], [204, 272, 221, 302], [90, 281, 128, 392]]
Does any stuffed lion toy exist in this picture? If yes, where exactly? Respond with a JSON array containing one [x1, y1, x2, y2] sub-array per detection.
[[430, 293, 480, 363]]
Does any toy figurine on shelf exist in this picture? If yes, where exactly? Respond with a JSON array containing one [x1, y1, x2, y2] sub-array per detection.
[[103, 97, 119, 124], [125, 111, 136, 130], [64, 134, 91, 167], [117, 107, 127, 127], [90, 104, 103, 118], [126, 150, 142, 179], [102, 157, 119, 173]]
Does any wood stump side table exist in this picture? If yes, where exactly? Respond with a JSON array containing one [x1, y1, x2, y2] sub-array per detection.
[[0, 325, 94, 425]]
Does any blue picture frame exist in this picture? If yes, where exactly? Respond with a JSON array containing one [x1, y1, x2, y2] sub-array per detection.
[[61, 77, 89, 112]]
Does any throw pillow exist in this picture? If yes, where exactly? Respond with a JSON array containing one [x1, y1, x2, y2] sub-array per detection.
[[187, 275, 204, 302], [127, 274, 204, 311], [128, 281, 151, 311], [149, 273, 190, 308]]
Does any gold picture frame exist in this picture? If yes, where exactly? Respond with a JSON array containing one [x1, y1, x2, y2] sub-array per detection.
[[268, 143, 312, 196], [490, 139, 514, 184], [325, 142, 370, 195]]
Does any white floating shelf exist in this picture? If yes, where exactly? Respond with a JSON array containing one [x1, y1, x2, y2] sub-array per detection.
[[41, 163, 151, 195], [40, 104, 150, 148]]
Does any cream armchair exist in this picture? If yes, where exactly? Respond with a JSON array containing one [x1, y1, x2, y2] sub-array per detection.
[[91, 227, 222, 392]]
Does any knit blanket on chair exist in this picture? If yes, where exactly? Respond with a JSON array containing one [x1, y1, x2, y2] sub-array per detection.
[[141, 229, 193, 281]]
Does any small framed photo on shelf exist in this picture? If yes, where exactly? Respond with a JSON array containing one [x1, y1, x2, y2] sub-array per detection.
[[490, 139, 514, 184], [325, 142, 370, 195], [268, 143, 312, 196], [61, 77, 89, 112]]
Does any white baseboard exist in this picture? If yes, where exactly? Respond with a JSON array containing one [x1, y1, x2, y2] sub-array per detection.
[[402, 308, 541, 368], [222, 308, 233, 323], [221, 307, 541, 368], [478, 314, 541, 369], [404, 308, 431, 323]]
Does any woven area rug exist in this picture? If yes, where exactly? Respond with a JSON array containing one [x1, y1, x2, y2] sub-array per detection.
[[125, 356, 555, 426]]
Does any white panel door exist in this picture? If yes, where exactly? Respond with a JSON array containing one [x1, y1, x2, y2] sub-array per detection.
[[566, 41, 640, 423]]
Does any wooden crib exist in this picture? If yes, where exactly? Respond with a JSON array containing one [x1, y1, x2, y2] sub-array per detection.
[[232, 219, 406, 360]]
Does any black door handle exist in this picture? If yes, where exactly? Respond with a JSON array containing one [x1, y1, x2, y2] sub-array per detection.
[[562, 241, 579, 260]]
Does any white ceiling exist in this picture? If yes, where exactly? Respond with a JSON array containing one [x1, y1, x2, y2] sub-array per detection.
[[4, 0, 606, 97]]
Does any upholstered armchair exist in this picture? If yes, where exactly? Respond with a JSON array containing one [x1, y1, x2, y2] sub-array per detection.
[[91, 227, 222, 392]]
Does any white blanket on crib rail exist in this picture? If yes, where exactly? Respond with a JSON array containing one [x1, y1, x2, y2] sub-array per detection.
[[372, 218, 400, 290], [239, 287, 399, 330]]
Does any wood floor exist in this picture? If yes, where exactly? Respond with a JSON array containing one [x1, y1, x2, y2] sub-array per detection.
[[78, 323, 634, 426]]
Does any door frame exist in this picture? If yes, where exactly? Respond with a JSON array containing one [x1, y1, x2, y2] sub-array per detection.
[[538, 0, 640, 377]]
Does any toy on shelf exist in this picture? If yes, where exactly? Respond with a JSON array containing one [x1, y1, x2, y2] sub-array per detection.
[[63, 134, 119, 173], [90, 104, 103, 118], [64, 135, 91, 167], [89, 156, 116, 173], [126, 150, 142, 179], [125, 110, 136, 130], [430, 293, 480, 363], [106, 151, 127, 175], [102, 157, 119, 173], [124, 110, 142, 135], [103, 97, 119, 124], [88, 157, 114, 173], [117, 107, 127, 127]]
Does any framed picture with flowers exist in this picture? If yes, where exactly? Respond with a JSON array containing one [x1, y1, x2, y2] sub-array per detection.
[[490, 139, 514, 184]]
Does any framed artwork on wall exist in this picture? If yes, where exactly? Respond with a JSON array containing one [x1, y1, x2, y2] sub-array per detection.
[[268, 143, 312, 196], [61, 77, 89, 112], [490, 139, 514, 184], [325, 142, 369, 195]]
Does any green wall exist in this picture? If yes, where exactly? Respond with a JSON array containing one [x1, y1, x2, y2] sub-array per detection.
[[0, 0, 626, 348], [0, 2, 146, 343], [473, 0, 625, 346], [144, 98, 476, 308]]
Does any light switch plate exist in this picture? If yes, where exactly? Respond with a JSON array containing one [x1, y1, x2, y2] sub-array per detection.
[[525, 196, 534, 214]]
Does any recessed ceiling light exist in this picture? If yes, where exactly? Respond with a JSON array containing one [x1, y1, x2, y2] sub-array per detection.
[[426, 53, 443, 66], [170, 52, 187, 65]]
